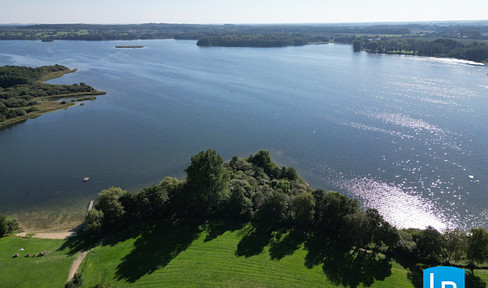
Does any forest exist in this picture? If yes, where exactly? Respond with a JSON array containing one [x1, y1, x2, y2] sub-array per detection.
[[0, 65, 105, 126]]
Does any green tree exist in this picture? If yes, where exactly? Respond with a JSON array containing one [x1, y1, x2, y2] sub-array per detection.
[[467, 228, 488, 269], [254, 191, 289, 229], [341, 211, 371, 249], [444, 229, 467, 263], [224, 187, 253, 221], [185, 149, 230, 216], [290, 192, 315, 227], [85, 209, 104, 235], [136, 184, 169, 219], [314, 190, 359, 235], [95, 187, 127, 227], [249, 150, 281, 179], [352, 40, 363, 52], [415, 226, 446, 264], [366, 208, 399, 250]]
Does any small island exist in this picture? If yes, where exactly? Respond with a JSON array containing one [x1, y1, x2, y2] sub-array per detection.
[[115, 45, 145, 49], [0, 64, 106, 128]]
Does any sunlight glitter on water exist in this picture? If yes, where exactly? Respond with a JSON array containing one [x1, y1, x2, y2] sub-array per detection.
[[365, 112, 443, 133], [333, 176, 451, 230]]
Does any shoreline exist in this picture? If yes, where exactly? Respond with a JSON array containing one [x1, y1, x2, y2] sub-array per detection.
[[0, 68, 106, 129]]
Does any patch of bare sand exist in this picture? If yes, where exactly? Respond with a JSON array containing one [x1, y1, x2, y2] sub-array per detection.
[[16, 231, 77, 239]]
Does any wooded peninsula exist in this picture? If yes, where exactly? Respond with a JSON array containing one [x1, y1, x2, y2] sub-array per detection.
[[0, 65, 105, 128]]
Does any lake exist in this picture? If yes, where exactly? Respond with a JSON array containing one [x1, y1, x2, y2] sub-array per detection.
[[0, 40, 487, 230]]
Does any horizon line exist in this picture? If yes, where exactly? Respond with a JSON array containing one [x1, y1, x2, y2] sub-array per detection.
[[1, 19, 488, 26]]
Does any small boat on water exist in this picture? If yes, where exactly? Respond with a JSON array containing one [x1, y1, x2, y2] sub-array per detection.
[[83, 177, 90, 182]]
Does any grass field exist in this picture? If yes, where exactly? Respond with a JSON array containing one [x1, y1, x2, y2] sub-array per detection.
[[1, 224, 487, 287], [0, 236, 77, 288], [79, 223, 415, 288]]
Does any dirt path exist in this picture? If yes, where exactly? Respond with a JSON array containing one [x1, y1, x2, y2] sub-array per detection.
[[16, 231, 77, 239], [67, 251, 89, 282]]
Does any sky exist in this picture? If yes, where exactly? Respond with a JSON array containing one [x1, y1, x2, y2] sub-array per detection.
[[1, 0, 487, 24]]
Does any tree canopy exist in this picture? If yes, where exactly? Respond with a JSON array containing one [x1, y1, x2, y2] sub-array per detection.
[[185, 149, 230, 216], [84, 149, 488, 277]]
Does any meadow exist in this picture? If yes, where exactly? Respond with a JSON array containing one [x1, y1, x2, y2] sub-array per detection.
[[77, 222, 415, 288], [1, 223, 488, 287], [0, 236, 76, 288]]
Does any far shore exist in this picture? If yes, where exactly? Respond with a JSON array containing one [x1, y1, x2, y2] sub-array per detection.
[[115, 45, 145, 49]]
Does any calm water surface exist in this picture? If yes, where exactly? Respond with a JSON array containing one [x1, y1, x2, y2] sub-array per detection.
[[0, 40, 487, 230]]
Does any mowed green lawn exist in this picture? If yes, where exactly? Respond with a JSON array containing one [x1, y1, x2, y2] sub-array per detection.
[[1, 226, 486, 288], [81, 223, 414, 288], [0, 236, 76, 288], [475, 269, 488, 283]]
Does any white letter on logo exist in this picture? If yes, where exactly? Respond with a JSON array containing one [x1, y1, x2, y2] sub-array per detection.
[[442, 281, 457, 288], [430, 273, 434, 288]]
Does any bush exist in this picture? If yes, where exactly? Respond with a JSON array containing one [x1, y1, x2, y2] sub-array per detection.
[[64, 273, 83, 288], [0, 214, 19, 237]]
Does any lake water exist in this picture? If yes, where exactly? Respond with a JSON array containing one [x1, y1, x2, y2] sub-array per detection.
[[0, 40, 487, 230]]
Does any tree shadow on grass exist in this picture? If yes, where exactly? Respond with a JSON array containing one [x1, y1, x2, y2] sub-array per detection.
[[466, 271, 487, 288], [57, 233, 100, 256], [235, 227, 273, 257], [405, 264, 423, 288], [114, 221, 201, 283], [304, 234, 392, 288], [204, 220, 244, 242], [322, 249, 391, 288], [269, 228, 308, 260]]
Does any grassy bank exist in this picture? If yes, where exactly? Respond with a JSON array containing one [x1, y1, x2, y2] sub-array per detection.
[[0, 91, 105, 129], [1, 223, 486, 287], [0, 98, 75, 128], [78, 223, 414, 288], [38, 68, 77, 82], [0, 236, 77, 288]]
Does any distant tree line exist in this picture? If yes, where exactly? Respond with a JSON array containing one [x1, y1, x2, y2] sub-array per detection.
[[196, 34, 313, 47], [353, 37, 488, 62], [2, 23, 488, 62], [85, 149, 488, 272], [1, 23, 487, 43]]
